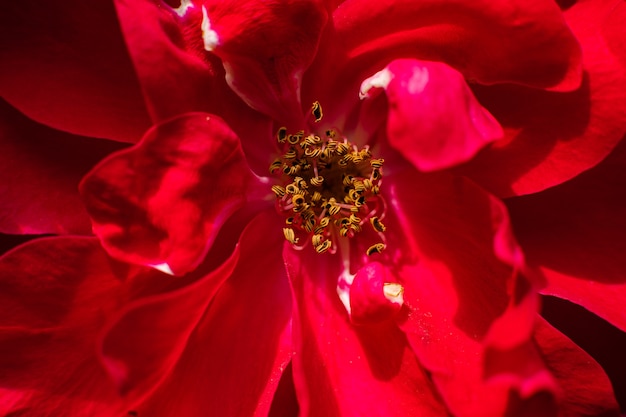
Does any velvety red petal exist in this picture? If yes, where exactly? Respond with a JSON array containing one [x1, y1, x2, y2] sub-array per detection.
[[360, 59, 502, 171], [0, 0, 150, 142], [387, 170, 555, 416], [97, 235, 239, 402], [129, 210, 293, 416], [284, 246, 448, 416], [534, 317, 620, 416], [459, 0, 626, 197], [506, 137, 626, 332], [113, 0, 276, 175], [200, 0, 328, 127], [0, 100, 126, 235], [314, 0, 581, 113], [0, 237, 129, 416], [80, 112, 264, 276]]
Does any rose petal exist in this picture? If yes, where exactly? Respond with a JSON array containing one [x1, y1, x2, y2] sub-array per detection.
[[309, 0, 581, 114], [80, 112, 264, 275], [0, 0, 150, 142], [387, 169, 554, 416], [283, 246, 448, 416], [129, 210, 293, 416], [360, 59, 503, 171], [506, 136, 626, 332], [201, 0, 328, 127], [0, 237, 129, 415], [459, 0, 626, 196], [534, 317, 620, 416], [98, 238, 239, 399], [0, 99, 126, 235], [113, 0, 276, 175]]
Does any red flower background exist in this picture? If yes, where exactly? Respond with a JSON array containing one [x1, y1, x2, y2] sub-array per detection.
[[1, 0, 626, 416]]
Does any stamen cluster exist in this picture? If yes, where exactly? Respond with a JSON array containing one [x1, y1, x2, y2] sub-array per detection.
[[270, 102, 387, 255]]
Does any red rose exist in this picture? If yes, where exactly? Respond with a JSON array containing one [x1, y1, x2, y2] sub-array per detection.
[[1, 0, 625, 416]]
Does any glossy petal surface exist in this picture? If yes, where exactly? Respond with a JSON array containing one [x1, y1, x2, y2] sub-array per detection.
[[0, 0, 150, 142], [80, 113, 262, 275]]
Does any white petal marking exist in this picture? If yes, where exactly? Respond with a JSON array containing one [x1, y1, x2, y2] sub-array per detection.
[[201, 5, 219, 51], [174, 0, 194, 17], [359, 68, 393, 99]]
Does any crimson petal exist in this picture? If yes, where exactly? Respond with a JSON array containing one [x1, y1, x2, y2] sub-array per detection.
[[0, 0, 150, 142], [129, 210, 293, 416], [534, 317, 620, 416], [360, 59, 503, 171], [97, 236, 239, 401], [200, 0, 328, 127], [0, 100, 126, 234], [316, 0, 581, 113], [113, 0, 276, 175], [507, 136, 626, 332], [460, 0, 626, 196], [284, 247, 448, 416], [388, 170, 554, 416], [0, 237, 130, 416], [80, 112, 263, 276]]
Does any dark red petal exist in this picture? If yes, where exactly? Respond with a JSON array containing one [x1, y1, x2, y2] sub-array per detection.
[[534, 318, 620, 417], [129, 210, 293, 416], [113, 0, 217, 121], [0, 0, 150, 142], [284, 246, 448, 416], [387, 170, 555, 416], [97, 235, 239, 400], [201, 0, 328, 127], [0, 237, 129, 415], [0, 100, 126, 234], [320, 0, 581, 108], [459, 0, 626, 196], [80, 112, 264, 276], [361, 59, 502, 171], [506, 137, 626, 332], [113, 0, 276, 175]]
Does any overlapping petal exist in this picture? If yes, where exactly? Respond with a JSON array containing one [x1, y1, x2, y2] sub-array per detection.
[[306, 0, 582, 117], [459, 0, 626, 196], [80, 112, 265, 275], [335, 0, 581, 90], [387, 170, 553, 416], [0, 100, 126, 235], [130, 210, 293, 416], [284, 246, 448, 417], [97, 235, 239, 400], [534, 318, 620, 417], [0, 237, 129, 416], [113, 0, 276, 175], [360, 59, 503, 171], [199, 0, 328, 127], [507, 136, 626, 332], [0, 0, 150, 142]]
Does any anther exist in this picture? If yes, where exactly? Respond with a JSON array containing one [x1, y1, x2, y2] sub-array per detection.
[[366, 243, 386, 256]]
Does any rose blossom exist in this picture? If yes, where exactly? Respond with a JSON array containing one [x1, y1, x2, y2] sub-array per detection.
[[1, 0, 626, 416]]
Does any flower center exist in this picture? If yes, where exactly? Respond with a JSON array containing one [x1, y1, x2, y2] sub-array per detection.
[[270, 102, 387, 256]]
